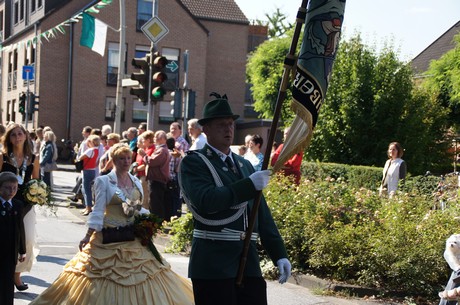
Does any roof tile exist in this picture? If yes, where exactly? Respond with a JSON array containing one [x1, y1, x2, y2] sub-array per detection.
[[181, 0, 249, 24]]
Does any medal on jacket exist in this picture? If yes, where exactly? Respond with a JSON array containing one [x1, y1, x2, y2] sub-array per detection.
[[10, 153, 28, 185]]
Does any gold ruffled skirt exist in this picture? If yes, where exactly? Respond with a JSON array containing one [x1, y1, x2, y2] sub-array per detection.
[[30, 232, 194, 305]]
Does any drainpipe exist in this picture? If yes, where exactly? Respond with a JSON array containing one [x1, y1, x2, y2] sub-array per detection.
[[66, 23, 74, 140]]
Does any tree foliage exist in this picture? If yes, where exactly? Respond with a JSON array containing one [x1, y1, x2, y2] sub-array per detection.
[[247, 32, 452, 175], [255, 8, 293, 39], [422, 34, 460, 133], [246, 29, 297, 123]]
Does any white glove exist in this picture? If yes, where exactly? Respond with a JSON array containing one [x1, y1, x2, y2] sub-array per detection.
[[249, 170, 270, 190], [277, 258, 291, 284]]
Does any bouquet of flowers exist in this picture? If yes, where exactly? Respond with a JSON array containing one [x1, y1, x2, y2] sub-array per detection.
[[23, 179, 52, 207], [134, 213, 164, 264]]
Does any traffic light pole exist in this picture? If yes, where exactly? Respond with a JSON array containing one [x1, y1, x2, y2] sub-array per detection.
[[181, 50, 189, 134], [146, 0, 158, 131]]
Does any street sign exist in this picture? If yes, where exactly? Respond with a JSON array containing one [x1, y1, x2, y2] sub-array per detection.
[[23, 65, 34, 80], [141, 16, 169, 44], [166, 60, 179, 73], [122, 78, 139, 87]]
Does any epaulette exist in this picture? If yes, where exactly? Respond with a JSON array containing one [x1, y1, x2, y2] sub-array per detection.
[[186, 150, 197, 155]]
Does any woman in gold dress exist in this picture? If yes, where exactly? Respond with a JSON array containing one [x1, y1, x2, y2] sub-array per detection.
[[30, 143, 194, 305]]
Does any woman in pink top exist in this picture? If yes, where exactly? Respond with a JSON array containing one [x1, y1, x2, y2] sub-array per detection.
[[134, 131, 155, 209]]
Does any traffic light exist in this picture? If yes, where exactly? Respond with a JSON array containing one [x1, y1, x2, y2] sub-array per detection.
[[130, 55, 150, 105], [170, 89, 182, 119], [151, 52, 168, 101], [28, 93, 39, 113], [19, 92, 26, 115]]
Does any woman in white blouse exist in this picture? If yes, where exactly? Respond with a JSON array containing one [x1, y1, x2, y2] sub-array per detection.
[[380, 142, 407, 198]]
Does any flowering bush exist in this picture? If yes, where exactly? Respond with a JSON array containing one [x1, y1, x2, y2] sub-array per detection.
[[166, 164, 459, 301], [134, 213, 163, 264], [264, 174, 457, 301]]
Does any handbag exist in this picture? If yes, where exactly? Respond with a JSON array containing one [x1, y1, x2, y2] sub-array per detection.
[[75, 159, 84, 172], [102, 225, 135, 244], [43, 161, 58, 172], [166, 179, 178, 191]]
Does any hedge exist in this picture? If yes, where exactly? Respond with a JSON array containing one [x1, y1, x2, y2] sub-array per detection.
[[167, 162, 460, 301]]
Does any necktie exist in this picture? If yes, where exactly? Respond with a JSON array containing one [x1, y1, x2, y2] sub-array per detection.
[[225, 157, 239, 176], [4, 201, 12, 211]]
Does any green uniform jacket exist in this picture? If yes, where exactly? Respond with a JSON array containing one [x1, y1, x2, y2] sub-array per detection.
[[180, 144, 287, 279]]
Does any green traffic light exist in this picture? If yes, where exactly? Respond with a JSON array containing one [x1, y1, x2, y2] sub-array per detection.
[[152, 87, 165, 99]]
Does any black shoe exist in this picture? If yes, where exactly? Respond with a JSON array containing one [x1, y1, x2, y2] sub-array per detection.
[[67, 195, 78, 202], [15, 282, 28, 291]]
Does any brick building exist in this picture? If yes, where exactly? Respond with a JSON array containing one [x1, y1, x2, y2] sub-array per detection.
[[0, 0, 265, 147]]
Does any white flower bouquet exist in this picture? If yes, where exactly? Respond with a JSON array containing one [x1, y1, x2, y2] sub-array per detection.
[[23, 179, 52, 206]]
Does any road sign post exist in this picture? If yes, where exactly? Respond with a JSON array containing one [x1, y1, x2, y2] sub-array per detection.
[[22, 66, 35, 129], [141, 16, 169, 44]]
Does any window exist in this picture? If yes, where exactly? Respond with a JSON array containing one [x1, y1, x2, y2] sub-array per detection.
[[135, 45, 150, 58], [159, 48, 180, 120], [161, 47, 180, 92], [19, 0, 24, 21], [0, 11, 4, 41], [6, 100, 11, 121], [132, 100, 148, 122], [7, 52, 12, 91], [14, 1, 19, 24], [105, 97, 125, 121], [158, 100, 175, 123], [107, 43, 127, 86], [38, 0, 42, 8], [31, 0, 36, 13], [23, 44, 35, 85], [12, 50, 18, 89], [137, 0, 152, 31], [107, 43, 119, 86]]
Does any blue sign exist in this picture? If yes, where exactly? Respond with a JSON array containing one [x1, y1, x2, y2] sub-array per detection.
[[166, 60, 179, 73], [22, 65, 34, 80]]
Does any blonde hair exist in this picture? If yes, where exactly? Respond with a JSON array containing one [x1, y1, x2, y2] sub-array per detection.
[[87, 135, 101, 147], [45, 130, 58, 161], [110, 143, 132, 161], [107, 133, 121, 143]]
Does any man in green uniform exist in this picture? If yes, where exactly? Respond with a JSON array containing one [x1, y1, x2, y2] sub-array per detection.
[[179, 93, 291, 305]]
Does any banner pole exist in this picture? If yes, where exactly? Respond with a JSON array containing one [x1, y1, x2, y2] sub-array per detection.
[[235, 0, 309, 287]]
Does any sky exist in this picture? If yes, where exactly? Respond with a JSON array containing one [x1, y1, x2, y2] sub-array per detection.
[[234, 0, 460, 61]]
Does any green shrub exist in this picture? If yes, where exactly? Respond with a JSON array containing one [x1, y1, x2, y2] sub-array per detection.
[[265, 174, 460, 300], [165, 212, 193, 254], [301, 161, 382, 189], [168, 162, 459, 301]]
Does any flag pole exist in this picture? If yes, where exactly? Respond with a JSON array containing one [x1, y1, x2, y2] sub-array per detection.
[[236, 0, 309, 286], [113, 0, 125, 134]]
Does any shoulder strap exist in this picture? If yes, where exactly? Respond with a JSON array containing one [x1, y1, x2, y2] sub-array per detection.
[[179, 151, 247, 227]]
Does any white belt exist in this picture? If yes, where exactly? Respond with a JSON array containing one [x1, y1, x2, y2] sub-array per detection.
[[193, 228, 259, 241]]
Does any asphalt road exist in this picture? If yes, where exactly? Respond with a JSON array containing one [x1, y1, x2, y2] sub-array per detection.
[[13, 164, 385, 305]]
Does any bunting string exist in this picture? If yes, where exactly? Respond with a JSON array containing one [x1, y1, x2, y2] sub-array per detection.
[[0, 0, 113, 52]]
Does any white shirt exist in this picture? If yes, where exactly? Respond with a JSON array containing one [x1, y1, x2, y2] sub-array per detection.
[[190, 133, 207, 151], [382, 158, 405, 196]]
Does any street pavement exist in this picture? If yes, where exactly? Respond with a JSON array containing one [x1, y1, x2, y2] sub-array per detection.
[[14, 163, 388, 305]]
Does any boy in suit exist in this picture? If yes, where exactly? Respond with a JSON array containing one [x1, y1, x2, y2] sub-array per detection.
[[0, 172, 26, 305]]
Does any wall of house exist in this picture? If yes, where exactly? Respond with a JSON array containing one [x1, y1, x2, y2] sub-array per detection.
[[201, 19, 247, 120], [1, 0, 250, 147]]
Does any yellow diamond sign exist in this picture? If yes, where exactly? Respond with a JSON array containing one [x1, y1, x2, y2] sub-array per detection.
[[141, 16, 169, 44]]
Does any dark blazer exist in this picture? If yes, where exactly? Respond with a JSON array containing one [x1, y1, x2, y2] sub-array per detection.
[[0, 198, 26, 305], [0, 198, 26, 263], [180, 144, 287, 279]]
